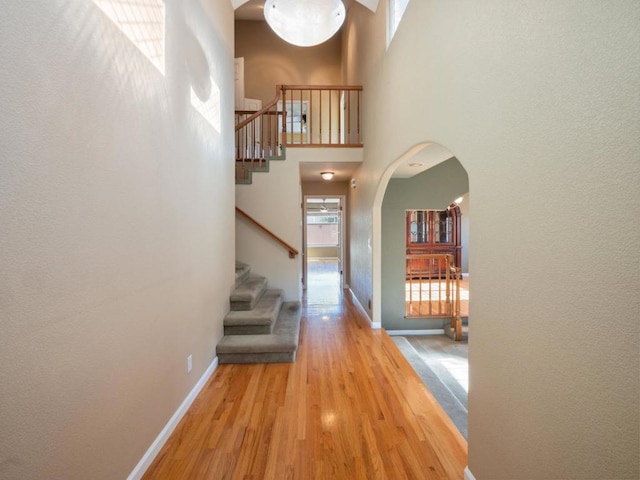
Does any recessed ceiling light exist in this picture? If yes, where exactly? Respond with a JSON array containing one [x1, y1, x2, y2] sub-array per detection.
[[408, 162, 423, 167]]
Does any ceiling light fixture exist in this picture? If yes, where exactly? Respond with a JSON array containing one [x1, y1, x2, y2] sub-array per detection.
[[321, 171, 335, 180], [263, 0, 346, 47]]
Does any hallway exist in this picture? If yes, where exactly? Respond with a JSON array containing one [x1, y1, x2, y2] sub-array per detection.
[[143, 263, 467, 479]]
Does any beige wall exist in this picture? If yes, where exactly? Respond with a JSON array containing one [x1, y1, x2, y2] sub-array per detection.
[[235, 20, 343, 105], [345, 1, 639, 479], [236, 158, 302, 301], [0, 1, 236, 479]]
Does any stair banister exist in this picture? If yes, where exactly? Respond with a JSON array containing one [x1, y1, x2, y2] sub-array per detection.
[[234, 84, 363, 183], [235, 206, 299, 259], [235, 86, 284, 132]]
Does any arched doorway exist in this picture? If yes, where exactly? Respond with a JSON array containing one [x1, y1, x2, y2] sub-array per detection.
[[372, 142, 470, 438]]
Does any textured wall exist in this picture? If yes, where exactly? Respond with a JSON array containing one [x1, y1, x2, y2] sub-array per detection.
[[345, 0, 639, 479], [235, 20, 342, 105], [0, 0, 235, 478], [236, 155, 302, 301]]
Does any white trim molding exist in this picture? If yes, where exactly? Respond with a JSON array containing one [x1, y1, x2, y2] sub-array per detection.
[[127, 357, 219, 480], [464, 466, 476, 480], [349, 288, 381, 329]]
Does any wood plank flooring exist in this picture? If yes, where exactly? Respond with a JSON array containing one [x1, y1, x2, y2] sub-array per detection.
[[143, 275, 468, 479]]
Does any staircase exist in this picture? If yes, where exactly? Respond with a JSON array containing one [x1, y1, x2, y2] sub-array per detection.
[[235, 145, 286, 185], [216, 262, 302, 364], [235, 84, 363, 184]]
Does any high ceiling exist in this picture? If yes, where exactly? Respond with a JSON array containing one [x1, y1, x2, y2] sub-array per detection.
[[233, 0, 374, 21], [234, 0, 265, 21], [234, 0, 444, 182]]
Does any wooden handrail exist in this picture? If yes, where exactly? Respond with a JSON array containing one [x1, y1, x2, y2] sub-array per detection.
[[234, 84, 363, 182], [235, 88, 283, 132], [281, 84, 363, 91], [235, 207, 299, 259]]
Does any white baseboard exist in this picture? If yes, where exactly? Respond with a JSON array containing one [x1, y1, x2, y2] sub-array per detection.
[[464, 466, 476, 480], [387, 329, 445, 336], [127, 356, 219, 480], [348, 288, 381, 329]]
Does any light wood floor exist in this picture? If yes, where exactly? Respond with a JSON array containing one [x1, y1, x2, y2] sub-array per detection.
[[143, 266, 468, 479]]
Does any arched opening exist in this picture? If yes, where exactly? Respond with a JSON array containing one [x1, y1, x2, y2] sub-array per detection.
[[372, 141, 470, 438]]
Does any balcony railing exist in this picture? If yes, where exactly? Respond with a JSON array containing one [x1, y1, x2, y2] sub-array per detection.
[[235, 85, 363, 181], [405, 254, 463, 341], [280, 85, 362, 147]]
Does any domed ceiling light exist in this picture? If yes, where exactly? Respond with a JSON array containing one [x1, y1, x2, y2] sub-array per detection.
[[263, 0, 346, 47]]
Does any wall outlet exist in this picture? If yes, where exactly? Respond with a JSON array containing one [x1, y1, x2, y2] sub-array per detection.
[[187, 354, 193, 373]]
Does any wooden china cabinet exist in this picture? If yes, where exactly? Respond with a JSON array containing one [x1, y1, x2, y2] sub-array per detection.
[[405, 206, 461, 278]]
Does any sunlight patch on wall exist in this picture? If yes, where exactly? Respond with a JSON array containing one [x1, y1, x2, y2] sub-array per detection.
[[93, 0, 165, 74], [387, 0, 409, 47], [191, 79, 221, 134]]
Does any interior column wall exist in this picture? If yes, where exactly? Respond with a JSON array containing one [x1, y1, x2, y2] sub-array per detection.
[[344, 1, 639, 479], [0, 1, 236, 478]]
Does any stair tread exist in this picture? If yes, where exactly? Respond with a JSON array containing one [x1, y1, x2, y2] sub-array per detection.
[[230, 274, 267, 310], [225, 289, 283, 327], [235, 261, 250, 286], [217, 301, 301, 354], [444, 323, 468, 341]]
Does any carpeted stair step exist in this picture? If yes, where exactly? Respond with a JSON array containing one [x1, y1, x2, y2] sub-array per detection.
[[217, 301, 302, 364], [230, 274, 267, 311], [235, 261, 251, 288], [224, 289, 283, 335], [444, 324, 468, 341]]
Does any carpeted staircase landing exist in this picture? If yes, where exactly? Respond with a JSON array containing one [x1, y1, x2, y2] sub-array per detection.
[[216, 262, 301, 364]]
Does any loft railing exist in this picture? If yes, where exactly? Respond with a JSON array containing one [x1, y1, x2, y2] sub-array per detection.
[[281, 85, 362, 147], [235, 207, 299, 259], [405, 254, 463, 341], [235, 84, 363, 180]]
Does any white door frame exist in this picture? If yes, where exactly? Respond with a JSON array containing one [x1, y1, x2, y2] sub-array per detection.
[[302, 195, 346, 290]]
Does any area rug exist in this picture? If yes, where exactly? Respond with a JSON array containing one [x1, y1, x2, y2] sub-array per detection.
[[391, 336, 468, 439]]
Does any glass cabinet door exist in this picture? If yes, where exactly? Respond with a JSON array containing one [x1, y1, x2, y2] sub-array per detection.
[[409, 210, 429, 244], [406, 207, 461, 277], [434, 210, 454, 244]]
